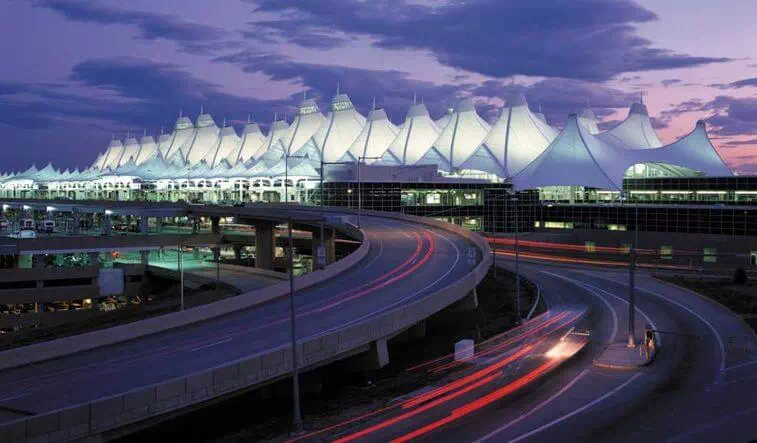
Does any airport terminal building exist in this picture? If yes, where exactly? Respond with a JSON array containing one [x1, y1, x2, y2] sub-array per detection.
[[1, 92, 755, 237]]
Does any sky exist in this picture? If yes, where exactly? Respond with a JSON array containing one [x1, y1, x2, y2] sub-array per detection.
[[1, 0, 756, 174]]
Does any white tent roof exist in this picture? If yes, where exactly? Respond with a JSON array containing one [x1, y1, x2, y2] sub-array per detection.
[[467, 93, 558, 177], [233, 122, 265, 164], [515, 116, 733, 191], [203, 125, 240, 168], [256, 119, 290, 166], [163, 116, 195, 160], [135, 135, 158, 165], [314, 93, 366, 163], [435, 106, 454, 129], [431, 98, 491, 170], [514, 114, 619, 190], [282, 98, 327, 159], [346, 108, 399, 163], [597, 102, 663, 149], [578, 107, 600, 135], [156, 132, 173, 157], [119, 137, 140, 167], [387, 103, 442, 166], [101, 139, 124, 170], [180, 113, 220, 166]]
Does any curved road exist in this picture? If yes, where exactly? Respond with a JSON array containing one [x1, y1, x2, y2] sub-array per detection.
[[0, 214, 480, 423]]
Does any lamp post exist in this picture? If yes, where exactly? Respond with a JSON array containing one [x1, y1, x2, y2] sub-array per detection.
[[511, 196, 521, 323], [178, 242, 184, 311], [357, 156, 381, 229], [284, 153, 306, 435]]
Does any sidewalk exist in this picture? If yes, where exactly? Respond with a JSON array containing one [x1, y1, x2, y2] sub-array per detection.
[[594, 342, 656, 369]]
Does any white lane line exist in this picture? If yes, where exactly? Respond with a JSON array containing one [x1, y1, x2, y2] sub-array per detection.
[[725, 359, 757, 371], [475, 370, 590, 442], [587, 273, 726, 374], [0, 391, 34, 403], [508, 373, 643, 443], [191, 338, 233, 352], [304, 227, 461, 340], [540, 271, 618, 343], [564, 274, 661, 346]]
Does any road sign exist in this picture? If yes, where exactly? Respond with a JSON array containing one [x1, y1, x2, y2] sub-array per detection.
[[316, 245, 326, 267]]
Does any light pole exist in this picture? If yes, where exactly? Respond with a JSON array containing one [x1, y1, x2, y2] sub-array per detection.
[[511, 196, 521, 323], [178, 242, 184, 311], [627, 191, 637, 347], [357, 156, 380, 229], [284, 153, 306, 434]]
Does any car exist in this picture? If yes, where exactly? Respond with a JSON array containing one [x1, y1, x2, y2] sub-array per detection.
[[0, 219, 8, 230], [8, 230, 36, 239]]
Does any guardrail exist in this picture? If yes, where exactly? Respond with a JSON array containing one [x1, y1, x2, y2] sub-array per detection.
[[0, 206, 491, 443]]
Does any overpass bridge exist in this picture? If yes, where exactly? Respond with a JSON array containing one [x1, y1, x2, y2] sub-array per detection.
[[0, 201, 490, 442]]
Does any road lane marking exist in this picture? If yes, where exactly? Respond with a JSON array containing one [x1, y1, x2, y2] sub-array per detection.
[[191, 338, 232, 352], [474, 369, 589, 442], [540, 271, 618, 343], [586, 273, 726, 374], [0, 391, 34, 403], [508, 373, 643, 443], [564, 273, 661, 346], [725, 359, 757, 371]]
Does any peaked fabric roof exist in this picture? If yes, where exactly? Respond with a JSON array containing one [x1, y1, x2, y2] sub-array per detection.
[[432, 98, 491, 170], [578, 107, 600, 135], [256, 119, 290, 166], [163, 116, 195, 160], [346, 108, 399, 163], [386, 103, 441, 166], [467, 93, 558, 177], [203, 125, 240, 168], [135, 135, 158, 165], [234, 122, 266, 164], [282, 98, 328, 159], [314, 93, 367, 163], [597, 102, 663, 150]]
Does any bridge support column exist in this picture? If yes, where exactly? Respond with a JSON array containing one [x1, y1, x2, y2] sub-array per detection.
[[255, 221, 276, 270], [233, 245, 243, 261], [408, 320, 427, 339], [360, 338, 390, 370], [140, 216, 149, 235], [32, 254, 45, 269], [102, 214, 112, 236], [455, 288, 479, 312], [211, 216, 221, 234], [311, 227, 336, 267], [88, 252, 99, 268], [72, 208, 80, 235], [140, 250, 150, 266]]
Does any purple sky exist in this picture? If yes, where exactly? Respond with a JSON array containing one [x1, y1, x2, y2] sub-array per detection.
[[2, 0, 756, 174]]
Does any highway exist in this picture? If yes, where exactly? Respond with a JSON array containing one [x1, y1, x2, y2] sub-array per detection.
[[292, 255, 757, 442], [0, 213, 480, 426]]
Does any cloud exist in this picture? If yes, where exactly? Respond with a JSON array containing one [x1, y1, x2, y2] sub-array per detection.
[[721, 138, 757, 147], [36, 0, 233, 54], [661, 79, 682, 87], [709, 77, 757, 90], [246, 0, 730, 81]]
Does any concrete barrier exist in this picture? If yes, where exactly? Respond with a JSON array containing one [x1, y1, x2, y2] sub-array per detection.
[[0, 224, 368, 372], [0, 214, 491, 443]]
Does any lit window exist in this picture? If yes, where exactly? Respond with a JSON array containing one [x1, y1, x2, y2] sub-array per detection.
[[585, 241, 596, 253], [703, 248, 717, 263], [660, 245, 673, 260]]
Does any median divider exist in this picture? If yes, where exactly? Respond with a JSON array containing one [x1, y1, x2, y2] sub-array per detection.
[[0, 222, 369, 372]]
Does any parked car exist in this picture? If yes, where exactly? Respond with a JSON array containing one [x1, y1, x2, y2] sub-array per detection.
[[37, 220, 55, 233], [9, 230, 36, 239], [0, 218, 8, 230]]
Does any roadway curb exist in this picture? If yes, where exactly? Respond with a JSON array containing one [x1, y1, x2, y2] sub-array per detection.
[[593, 343, 658, 369]]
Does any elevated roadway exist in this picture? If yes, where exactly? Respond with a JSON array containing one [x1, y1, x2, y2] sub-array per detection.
[[0, 203, 490, 442]]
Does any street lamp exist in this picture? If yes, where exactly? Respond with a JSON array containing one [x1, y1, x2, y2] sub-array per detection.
[[357, 156, 381, 229], [510, 196, 521, 323], [283, 152, 306, 435]]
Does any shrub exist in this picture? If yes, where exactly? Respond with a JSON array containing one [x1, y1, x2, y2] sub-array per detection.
[[733, 268, 748, 285]]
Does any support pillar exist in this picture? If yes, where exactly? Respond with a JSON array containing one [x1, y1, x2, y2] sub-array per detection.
[[455, 288, 479, 312], [140, 250, 150, 266], [362, 338, 390, 370], [211, 216, 221, 234], [103, 214, 112, 236], [233, 245, 243, 261], [32, 254, 45, 269], [254, 221, 276, 270], [72, 208, 80, 235], [140, 216, 149, 235], [311, 227, 336, 267], [88, 252, 100, 268]]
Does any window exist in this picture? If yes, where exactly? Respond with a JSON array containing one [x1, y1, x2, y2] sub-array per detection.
[[751, 251, 757, 267], [585, 241, 596, 253], [660, 245, 673, 260], [425, 193, 441, 205], [703, 248, 717, 263]]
